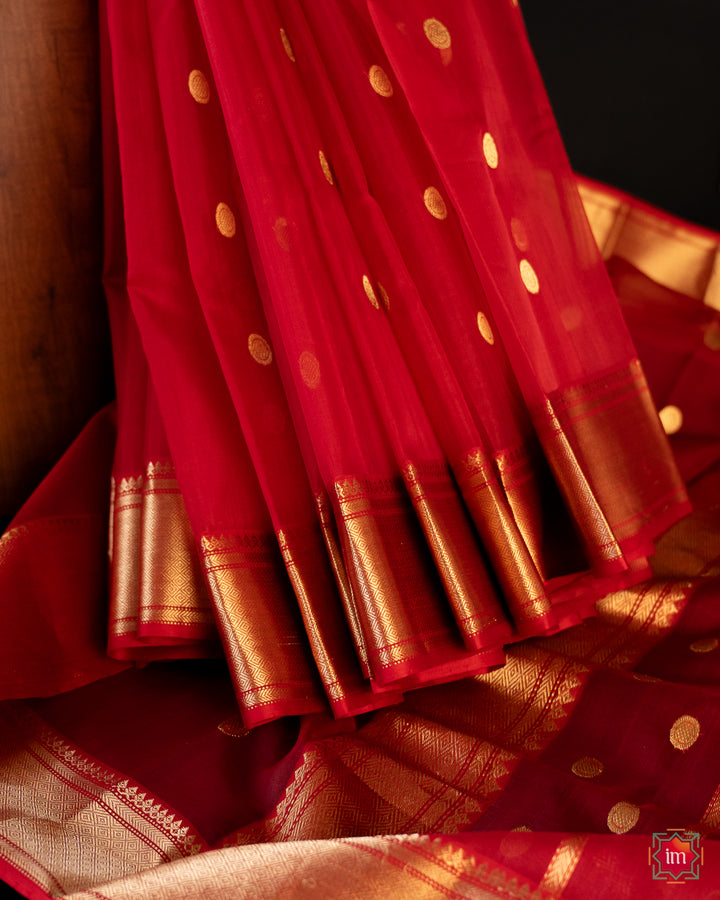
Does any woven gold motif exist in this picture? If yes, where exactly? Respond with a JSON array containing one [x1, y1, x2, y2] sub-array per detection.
[[280, 27, 295, 62], [188, 69, 210, 104], [362, 275, 380, 309], [423, 186, 448, 220], [540, 835, 589, 895], [215, 202, 236, 238], [571, 757, 604, 778], [476, 311, 494, 345], [248, 333, 273, 366], [669, 715, 700, 750], [423, 18, 451, 50], [368, 65, 393, 97], [299, 350, 321, 388], [482, 132, 498, 169], [519, 259, 539, 293], [607, 801, 640, 834], [318, 150, 334, 185]]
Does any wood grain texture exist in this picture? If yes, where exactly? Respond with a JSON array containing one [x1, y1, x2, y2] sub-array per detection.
[[0, 0, 113, 517]]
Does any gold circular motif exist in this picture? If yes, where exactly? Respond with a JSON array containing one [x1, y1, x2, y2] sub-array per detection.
[[477, 312, 494, 345], [510, 217, 528, 251], [423, 18, 451, 50], [280, 28, 296, 62], [560, 306, 583, 331], [571, 757, 604, 779], [519, 259, 539, 294], [299, 350, 321, 388], [670, 715, 700, 751], [369, 65, 393, 97], [217, 715, 250, 738], [607, 801, 640, 834], [482, 132, 499, 169], [215, 202, 236, 238], [273, 216, 291, 251], [499, 829, 533, 859], [188, 69, 210, 104], [248, 334, 273, 366], [658, 404, 683, 435], [363, 275, 380, 309], [319, 150, 334, 185], [378, 283, 390, 311], [690, 637, 718, 654], [424, 186, 448, 220]]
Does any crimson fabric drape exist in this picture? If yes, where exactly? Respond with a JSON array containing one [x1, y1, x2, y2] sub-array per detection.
[[1, 0, 690, 729]]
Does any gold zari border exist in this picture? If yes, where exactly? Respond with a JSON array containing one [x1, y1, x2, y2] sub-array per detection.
[[0, 703, 203, 898]]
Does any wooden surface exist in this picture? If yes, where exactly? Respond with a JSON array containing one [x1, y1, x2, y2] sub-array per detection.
[[0, 0, 113, 518]]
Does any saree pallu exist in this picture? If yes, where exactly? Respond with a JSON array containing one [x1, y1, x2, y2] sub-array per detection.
[[38, 0, 684, 729], [1, 175, 719, 900]]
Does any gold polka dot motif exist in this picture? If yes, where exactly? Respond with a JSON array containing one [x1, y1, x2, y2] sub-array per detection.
[[378, 283, 390, 311], [299, 350, 321, 388], [482, 132, 498, 169], [571, 757, 604, 779], [690, 637, 718, 653], [318, 150, 334, 186], [476, 312, 494, 345], [248, 334, 273, 366], [363, 275, 380, 309], [215, 202, 236, 238], [510, 218, 528, 251], [188, 69, 210, 104], [658, 405, 683, 435], [607, 801, 640, 834], [424, 186, 448, 220], [423, 18, 451, 49], [280, 28, 296, 62], [369, 65, 393, 97], [670, 715, 700, 750], [519, 259, 539, 294]]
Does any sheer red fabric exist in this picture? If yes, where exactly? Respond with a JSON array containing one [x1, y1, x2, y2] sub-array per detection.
[[90, 0, 689, 726]]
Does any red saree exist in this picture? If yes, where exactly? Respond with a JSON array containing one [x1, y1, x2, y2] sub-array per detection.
[[3, 0, 719, 896], [39, 0, 686, 728]]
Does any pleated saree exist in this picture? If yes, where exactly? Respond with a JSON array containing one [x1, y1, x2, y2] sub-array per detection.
[[79, 0, 688, 726]]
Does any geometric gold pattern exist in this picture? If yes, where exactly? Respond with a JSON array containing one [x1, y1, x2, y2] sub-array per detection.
[[669, 715, 700, 750], [423, 186, 448, 220]]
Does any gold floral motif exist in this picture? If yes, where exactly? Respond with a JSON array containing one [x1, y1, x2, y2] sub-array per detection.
[[215, 202, 236, 238], [423, 18, 451, 50], [248, 333, 273, 366], [476, 311, 494, 345], [368, 65, 393, 97], [669, 715, 700, 750], [482, 132, 498, 169], [423, 186, 447, 220], [519, 259, 539, 293], [362, 275, 380, 309], [188, 69, 210, 104], [299, 350, 321, 388], [607, 801, 640, 834]]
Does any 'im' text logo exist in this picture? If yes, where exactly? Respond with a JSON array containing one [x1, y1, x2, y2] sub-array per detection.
[[650, 831, 702, 882]]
